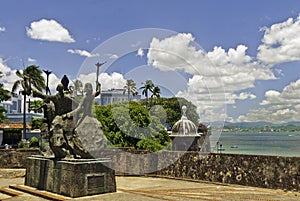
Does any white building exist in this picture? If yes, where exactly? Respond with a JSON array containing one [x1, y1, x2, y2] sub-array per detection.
[[0, 93, 22, 113], [0, 93, 43, 123], [96, 89, 141, 106]]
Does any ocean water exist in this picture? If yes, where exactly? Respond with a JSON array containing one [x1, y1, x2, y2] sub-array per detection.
[[215, 131, 300, 157]]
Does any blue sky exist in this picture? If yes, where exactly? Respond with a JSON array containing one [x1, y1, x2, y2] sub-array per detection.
[[1, 0, 300, 124]]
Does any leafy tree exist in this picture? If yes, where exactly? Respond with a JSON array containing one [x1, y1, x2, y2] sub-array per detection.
[[95, 101, 171, 151], [0, 83, 10, 102], [30, 136, 39, 147], [95, 96, 197, 152], [0, 106, 7, 123], [123, 79, 138, 100], [0, 71, 10, 122], [29, 99, 44, 113], [30, 117, 43, 130], [140, 97, 199, 126], [136, 137, 164, 152], [0, 71, 10, 102]]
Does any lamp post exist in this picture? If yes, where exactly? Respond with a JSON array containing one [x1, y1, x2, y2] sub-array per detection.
[[22, 91, 27, 140], [43, 70, 52, 95], [95, 62, 106, 85]]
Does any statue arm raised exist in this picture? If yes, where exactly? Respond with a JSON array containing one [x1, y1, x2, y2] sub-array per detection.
[[32, 87, 55, 102], [32, 87, 46, 99]]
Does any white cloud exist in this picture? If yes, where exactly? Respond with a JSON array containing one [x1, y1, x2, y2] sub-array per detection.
[[258, 15, 300, 64], [229, 92, 256, 102], [239, 78, 300, 123], [67, 49, 99, 57], [1, 68, 22, 92], [0, 57, 61, 94], [0, 26, 5, 32], [28, 57, 37, 63], [0, 58, 11, 74], [0, 58, 15, 92], [77, 72, 126, 91], [109, 54, 118, 59], [147, 33, 276, 122], [104, 53, 119, 59], [99, 72, 126, 90], [137, 48, 144, 57], [26, 19, 75, 43]]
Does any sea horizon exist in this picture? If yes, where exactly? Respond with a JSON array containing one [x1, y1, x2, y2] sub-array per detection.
[[215, 131, 300, 157]]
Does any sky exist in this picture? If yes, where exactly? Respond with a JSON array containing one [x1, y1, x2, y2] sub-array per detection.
[[1, 0, 300, 124]]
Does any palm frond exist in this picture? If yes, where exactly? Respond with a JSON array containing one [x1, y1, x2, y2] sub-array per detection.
[[11, 80, 21, 93]]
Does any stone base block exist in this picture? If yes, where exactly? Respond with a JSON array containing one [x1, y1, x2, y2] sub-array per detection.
[[25, 155, 116, 198]]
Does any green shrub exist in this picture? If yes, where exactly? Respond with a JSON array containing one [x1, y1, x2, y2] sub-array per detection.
[[30, 136, 39, 147], [18, 140, 31, 148]]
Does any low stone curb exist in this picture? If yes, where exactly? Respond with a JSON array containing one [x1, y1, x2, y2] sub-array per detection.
[[9, 185, 70, 201]]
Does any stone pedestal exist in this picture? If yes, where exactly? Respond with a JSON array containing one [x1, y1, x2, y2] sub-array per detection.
[[25, 155, 116, 198]]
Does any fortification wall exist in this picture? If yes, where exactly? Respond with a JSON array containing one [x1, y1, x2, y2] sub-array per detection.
[[0, 149, 39, 168], [1, 149, 300, 191], [156, 152, 300, 191]]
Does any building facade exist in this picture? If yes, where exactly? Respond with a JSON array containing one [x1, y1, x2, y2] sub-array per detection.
[[0, 93, 22, 114], [96, 89, 141, 106]]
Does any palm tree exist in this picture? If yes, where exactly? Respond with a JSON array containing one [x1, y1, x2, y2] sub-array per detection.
[[12, 65, 46, 93], [140, 80, 154, 99], [12, 65, 45, 139], [151, 86, 161, 98], [123, 79, 138, 101]]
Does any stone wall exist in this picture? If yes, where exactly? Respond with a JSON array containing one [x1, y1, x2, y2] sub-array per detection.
[[156, 152, 300, 191], [0, 149, 39, 168], [2, 148, 300, 191], [102, 149, 300, 191]]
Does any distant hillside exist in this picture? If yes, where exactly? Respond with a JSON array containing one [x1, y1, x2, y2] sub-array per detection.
[[224, 121, 300, 128]]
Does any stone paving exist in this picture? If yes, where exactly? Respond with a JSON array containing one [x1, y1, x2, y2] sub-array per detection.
[[0, 169, 300, 201]]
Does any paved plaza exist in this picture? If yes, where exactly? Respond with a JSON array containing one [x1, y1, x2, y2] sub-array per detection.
[[0, 169, 299, 201]]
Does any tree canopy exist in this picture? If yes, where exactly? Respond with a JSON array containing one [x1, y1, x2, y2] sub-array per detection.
[[140, 97, 199, 126], [95, 101, 171, 152], [0, 71, 10, 122], [0, 71, 10, 102], [95, 97, 198, 152]]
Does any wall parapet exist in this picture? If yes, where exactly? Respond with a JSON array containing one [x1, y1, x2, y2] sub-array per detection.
[[1, 149, 300, 191], [0, 149, 39, 168], [156, 152, 300, 191]]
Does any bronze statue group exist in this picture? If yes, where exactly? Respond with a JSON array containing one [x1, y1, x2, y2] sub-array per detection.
[[31, 75, 104, 159]]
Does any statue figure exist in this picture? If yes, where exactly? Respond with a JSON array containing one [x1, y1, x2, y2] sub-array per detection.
[[33, 98, 55, 156], [32, 75, 79, 158], [32, 76, 105, 159], [65, 82, 106, 158], [70, 82, 101, 125], [61, 74, 70, 92], [33, 83, 78, 116]]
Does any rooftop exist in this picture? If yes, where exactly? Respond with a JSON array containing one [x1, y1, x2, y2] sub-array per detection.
[[0, 123, 31, 130]]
